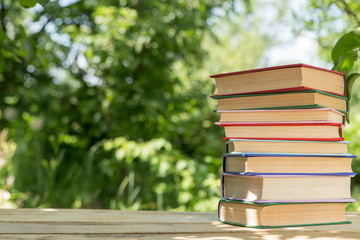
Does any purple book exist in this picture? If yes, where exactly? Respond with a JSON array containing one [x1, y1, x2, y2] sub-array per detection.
[[220, 172, 355, 203]]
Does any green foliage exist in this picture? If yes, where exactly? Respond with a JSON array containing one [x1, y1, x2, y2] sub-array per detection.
[[36, 0, 49, 7], [18, 0, 49, 8], [302, 1, 360, 121], [332, 28, 360, 74], [292, 0, 360, 62], [0, 0, 221, 210], [0, 0, 271, 211], [18, 0, 37, 8], [345, 73, 360, 104], [331, 28, 360, 121]]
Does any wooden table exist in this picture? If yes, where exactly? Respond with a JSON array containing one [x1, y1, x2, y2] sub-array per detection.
[[0, 209, 359, 239]]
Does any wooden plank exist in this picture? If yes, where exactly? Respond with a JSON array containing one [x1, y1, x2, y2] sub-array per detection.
[[0, 222, 241, 234], [0, 232, 359, 240], [0, 209, 216, 223], [0, 209, 359, 239], [1, 221, 360, 234]]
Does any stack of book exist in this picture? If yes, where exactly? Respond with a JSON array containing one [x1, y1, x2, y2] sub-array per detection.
[[210, 64, 356, 228]]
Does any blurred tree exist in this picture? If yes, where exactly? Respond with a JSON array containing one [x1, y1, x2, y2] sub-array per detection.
[[0, 0, 272, 210]]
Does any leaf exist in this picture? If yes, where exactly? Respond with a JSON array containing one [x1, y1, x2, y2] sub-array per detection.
[[332, 28, 360, 65], [24, 39, 36, 60], [345, 73, 360, 123], [36, 0, 50, 7], [332, 50, 357, 75], [18, 0, 37, 8], [243, 0, 252, 13], [332, 28, 360, 123], [346, 73, 360, 101]]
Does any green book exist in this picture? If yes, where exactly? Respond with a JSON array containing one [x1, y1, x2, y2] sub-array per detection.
[[218, 199, 352, 228], [212, 90, 348, 113]]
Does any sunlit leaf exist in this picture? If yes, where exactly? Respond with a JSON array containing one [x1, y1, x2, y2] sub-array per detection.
[[332, 50, 357, 75], [346, 73, 360, 101], [345, 72, 360, 123], [332, 28, 360, 64], [18, 0, 37, 8]]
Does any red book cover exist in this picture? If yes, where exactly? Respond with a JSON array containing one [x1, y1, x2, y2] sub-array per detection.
[[210, 63, 345, 78], [210, 86, 344, 98], [217, 122, 344, 141]]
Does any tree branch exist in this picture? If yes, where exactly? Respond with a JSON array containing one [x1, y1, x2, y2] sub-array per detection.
[[0, 0, 6, 31], [336, 0, 360, 26]]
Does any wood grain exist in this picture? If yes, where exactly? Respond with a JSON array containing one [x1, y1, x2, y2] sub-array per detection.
[[0, 209, 359, 240]]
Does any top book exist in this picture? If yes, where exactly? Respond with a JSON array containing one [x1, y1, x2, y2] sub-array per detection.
[[210, 64, 346, 97]]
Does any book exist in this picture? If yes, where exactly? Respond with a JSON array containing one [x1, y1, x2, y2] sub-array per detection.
[[218, 199, 352, 228], [216, 122, 343, 141], [226, 139, 350, 155], [217, 108, 345, 124], [212, 90, 347, 113], [223, 153, 355, 174], [210, 63, 346, 97], [221, 173, 355, 202]]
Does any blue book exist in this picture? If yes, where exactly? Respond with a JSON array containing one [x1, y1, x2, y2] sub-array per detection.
[[223, 153, 356, 174]]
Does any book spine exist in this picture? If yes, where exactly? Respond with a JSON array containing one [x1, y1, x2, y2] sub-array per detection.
[[339, 126, 343, 138], [220, 174, 225, 199], [217, 200, 222, 222], [222, 156, 227, 173]]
